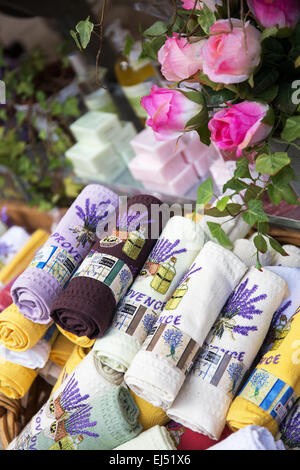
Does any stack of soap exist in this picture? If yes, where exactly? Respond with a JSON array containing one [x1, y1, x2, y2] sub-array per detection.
[[129, 128, 199, 197], [67, 111, 136, 183], [181, 131, 220, 178]]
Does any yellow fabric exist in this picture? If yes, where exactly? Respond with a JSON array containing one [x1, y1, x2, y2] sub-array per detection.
[[0, 229, 49, 285], [0, 355, 37, 399], [57, 324, 95, 348], [130, 390, 170, 430], [227, 306, 300, 436], [51, 345, 91, 395], [49, 333, 75, 368], [0, 304, 48, 352]]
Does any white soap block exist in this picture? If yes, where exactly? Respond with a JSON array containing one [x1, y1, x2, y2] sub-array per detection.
[[70, 111, 123, 145], [84, 88, 118, 114], [130, 127, 185, 163], [112, 121, 137, 165], [66, 141, 125, 180]]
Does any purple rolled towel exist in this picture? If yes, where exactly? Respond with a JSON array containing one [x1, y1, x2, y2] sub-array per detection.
[[11, 184, 119, 324]]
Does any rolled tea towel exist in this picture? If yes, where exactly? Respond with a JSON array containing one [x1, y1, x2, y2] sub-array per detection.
[[167, 266, 288, 440], [277, 399, 300, 450], [11, 184, 119, 324], [130, 390, 169, 430], [166, 421, 232, 450], [51, 194, 163, 340], [51, 345, 91, 395], [0, 226, 30, 272], [124, 242, 248, 410], [0, 229, 49, 286], [56, 325, 95, 348], [0, 356, 37, 399], [114, 425, 176, 450], [93, 216, 205, 373], [49, 333, 75, 368], [94, 361, 124, 386], [208, 425, 285, 450], [232, 238, 272, 267], [226, 305, 300, 436], [7, 349, 124, 449], [15, 386, 142, 450], [273, 245, 300, 268], [0, 304, 49, 352]]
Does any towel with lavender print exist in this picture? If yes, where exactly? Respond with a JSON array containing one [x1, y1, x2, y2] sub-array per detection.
[[0, 226, 30, 272], [167, 266, 289, 440], [278, 399, 300, 449], [93, 215, 205, 373], [11, 185, 119, 324]]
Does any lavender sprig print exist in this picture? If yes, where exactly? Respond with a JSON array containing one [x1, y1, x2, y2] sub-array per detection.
[[64, 404, 99, 438], [149, 238, 186, 264], [59, 373, 90, 412], [0, 241, 14, 258], [178, 263, 202, 285], [227, 362, 244, 394], [250, 370, 269, 398], [117, 269, 132, 298], [211, 278, 267, 341], [260, 300, 292, 354], [117, 209, 152, 232], [70, 198, 111, 248], [142, 313, 157, 335], [163, 329, 183, 361], [279, 402, 300, 449]]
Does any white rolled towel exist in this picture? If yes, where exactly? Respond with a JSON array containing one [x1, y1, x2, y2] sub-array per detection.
[[93, 216, 205, 373], [167, 266, 289, 440], [0, 339, 50, 369], [273, 245, 300, 268], [232, 238, 273, 267], [208, 425, 285, 450], [124, 242, 248, 410], [114, 425, 176, 450]]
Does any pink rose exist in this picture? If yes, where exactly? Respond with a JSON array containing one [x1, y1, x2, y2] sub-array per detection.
[[201, 19, 261, 84], [248, 0, 300, 30], [208, 101, 272, 158], [141, 85, 202, 140], [158, 33, 206, 82]]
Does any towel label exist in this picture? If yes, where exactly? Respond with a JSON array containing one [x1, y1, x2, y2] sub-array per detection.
[[72, 251, 133, 304], [141, 323, 200, 375], [29, 245, 77, 287], [238, 368, 297, 425], [191, 344, 246, 397], [112, 298, 159, 344]]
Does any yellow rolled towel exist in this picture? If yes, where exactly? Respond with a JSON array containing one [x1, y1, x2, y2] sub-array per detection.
[[0, 355, 37, 399], [130, 390, 170, 430], [51, 345, 91, 395], [0, 304, 48, 352], [56, 324, 95, 348], [49, 333, 75, 368], [0, 229, 49, 286], [227, 305, 300, 436]]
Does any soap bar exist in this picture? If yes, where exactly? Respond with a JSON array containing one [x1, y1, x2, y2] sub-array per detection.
[[112, 121, 137, 165], [141, 164, 199, 196], [183, 133, 220, 177], [70, 111, 122, 145], [128, 151, 187, 184], [66, 141, 125, 181], [84, 88, 118, 114], [209, 157, 236, 193], [130, 127, 185, 163]]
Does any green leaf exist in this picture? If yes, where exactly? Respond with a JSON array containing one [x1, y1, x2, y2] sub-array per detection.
[[16, 111, 27, 127], [75, 17, 94, 49], [223, 178, 248, 193], [253, 234, 268, 253], [197, 5, 216, 34], [261, 27, 278, 42], [204, 203, 242, 218], [38, 129, 47, 141], [268, 182, 300, 206], [216, 196, 230, 212], [277, 81, 298, 116], [63, 97, 80, 117], [234, 157, 251, 179], [271, 165, 297, 185], [281, 116, 300, 142], [269, 237, 289, 256], [244, 184, 263, 203], [123, 34, 133, 57], [140, 36, 165, 61], [143, 21, 167, 37], [257, 222, 270, 235], [255, 152, 290, 175], [196, 177, 214, 206], [204, 88, 236, 107], [242, 200, 269, 226], [254, 84, 279, 103], [207, 222, 233, 249], [70, 30, 82, 51]]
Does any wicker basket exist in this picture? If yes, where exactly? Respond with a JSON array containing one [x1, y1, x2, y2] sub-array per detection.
[[0, 202, 299, 450]]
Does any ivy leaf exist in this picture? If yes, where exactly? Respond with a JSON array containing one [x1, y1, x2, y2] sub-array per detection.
[[216, 196, 230, 212], [204, 203, 242, 218], [255, 152, 290, 175], [269, 237, 289, 256], [196, 177, 214, 206], [234, 157, 251, 179], [244, 184, 263, 203], [271, 165, 297, 185], [257, 222, 270, 235], [261, 26, 278, 42], [207, 222, 233, 249], [143, 21, 167, 37], [268, 182, 300, 206], [242, 200, 269, 226], [197, 5, 216, 34], [140, 36, 166, 61], [70, 30, 82, 51], [223, 177, 248, 193], [253, 234, 268, 253], [281, 116, 300, 142], [75, 17, 94, 49]]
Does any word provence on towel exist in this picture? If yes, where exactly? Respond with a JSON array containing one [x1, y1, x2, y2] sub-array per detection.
[[11, 185, 119, 324], [226, 304, 300, 436], [124, 242, 248, 410], [50, 194, 163, 340], [93, 215, 205, 373], [167, 267, 288, 440], [12, 385, 142, 450]]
